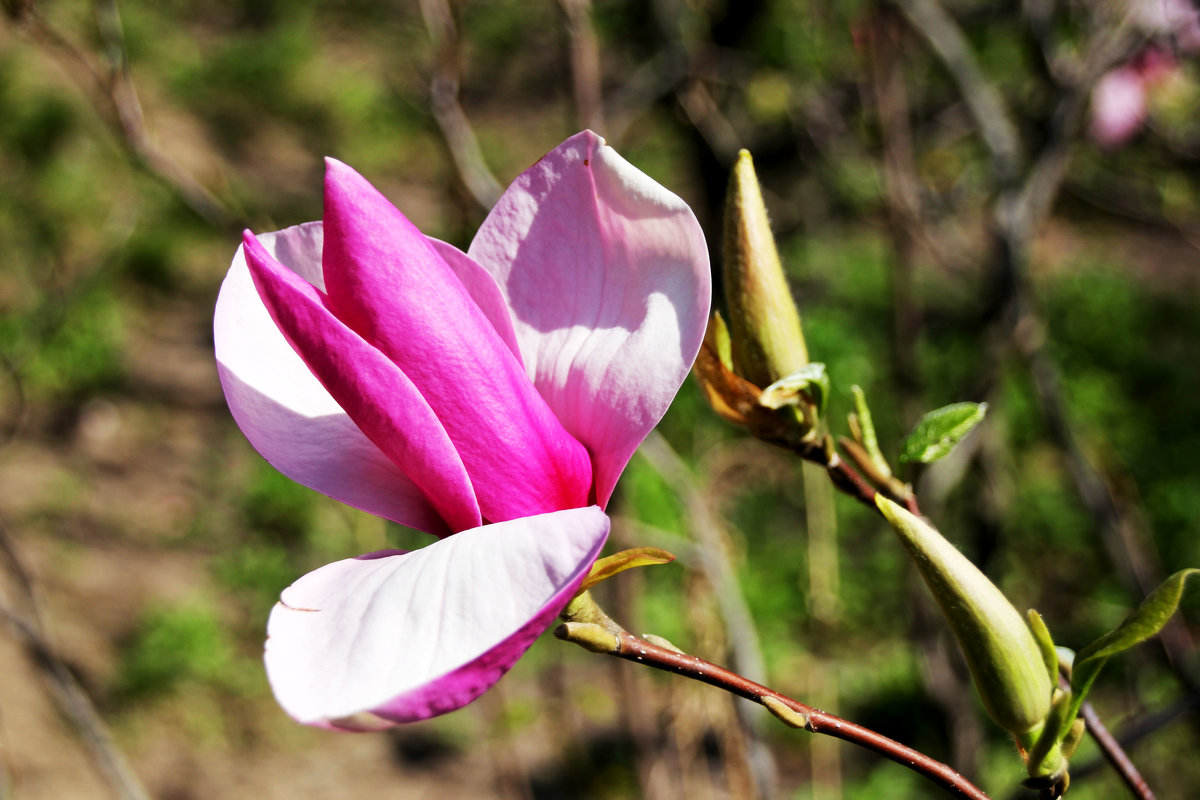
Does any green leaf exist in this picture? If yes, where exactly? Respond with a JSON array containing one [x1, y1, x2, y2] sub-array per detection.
[[759, 363, 830, 414], [1076, 569, 1199, 663], [710, 311, 734, 372], [850, 384, 891, 479], [1066, 568, 1198, 731], [1026, 609, 1059, 685], [899, 402, 988, 464], [579, 547, 676, 591]]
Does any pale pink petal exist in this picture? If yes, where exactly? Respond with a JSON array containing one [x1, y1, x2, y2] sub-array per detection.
[[216, 224, 457, 534], [426, 238, 523, 365], [238, 230, 483, 534], [469, 131, 711, 506], [320, 159, 594, 521], [264, 506, 610, 728], [1091, 67, 1148, 149]]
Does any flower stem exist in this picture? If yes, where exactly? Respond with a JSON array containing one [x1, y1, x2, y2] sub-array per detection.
[[1079, 700, 1156, 800], [556, 620, 990, 799], [788, 437, 922, 517]]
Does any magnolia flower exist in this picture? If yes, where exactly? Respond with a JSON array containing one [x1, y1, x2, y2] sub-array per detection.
[[214, 131, 710, 730]]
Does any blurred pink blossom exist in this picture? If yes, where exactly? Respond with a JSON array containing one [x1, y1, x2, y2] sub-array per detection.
[[1132, 0, 1200, 48], [214, 131, 710, 729], [1090, 47, 1180, 149], [1091, 0, 1200, 148]]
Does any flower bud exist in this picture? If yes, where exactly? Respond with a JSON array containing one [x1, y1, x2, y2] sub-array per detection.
[[723, 149, 808, 388], [875, 496, 1053, 738]]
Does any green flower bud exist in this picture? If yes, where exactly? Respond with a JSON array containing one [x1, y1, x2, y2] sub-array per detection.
[[723, 149, 808, 388], [875, 497, 1053, 738]]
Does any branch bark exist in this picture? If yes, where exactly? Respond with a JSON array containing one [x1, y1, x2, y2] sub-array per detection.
[[419, 0, 503, 212], [557, 618, 992, 800], [1080, 700, 1157, 800], [6, 0, 236, 229]]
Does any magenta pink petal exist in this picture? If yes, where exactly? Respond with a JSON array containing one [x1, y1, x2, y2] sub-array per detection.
[[426, 238, 523, 365], [216, 223, 453, 534], [468, 131, 711, 506], [319, 159, 593, 521], [264, 506, 610, 728], [241, 231, 483, 534]]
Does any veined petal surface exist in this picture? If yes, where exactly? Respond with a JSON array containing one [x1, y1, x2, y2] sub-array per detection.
[[264, 506, 610, 727], [215, 223, 471, 534], [469, 131, 711, 506], [320, 160, 593, 521]]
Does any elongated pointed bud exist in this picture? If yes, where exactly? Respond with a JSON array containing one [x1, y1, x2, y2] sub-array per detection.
[[875, 497, 1053, 738], [724, 149, 808, 387]]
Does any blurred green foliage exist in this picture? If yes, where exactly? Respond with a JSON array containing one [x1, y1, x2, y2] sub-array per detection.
[[115, 604, 245, 700]]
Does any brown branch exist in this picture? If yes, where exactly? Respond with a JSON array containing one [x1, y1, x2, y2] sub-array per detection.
[[786, 436, 921, 517], [637, 435, 769, 684], [0, 352, 27, 453], [636, 433, 778, 797], [892, 0, 1022, 182], [676, 79, 741, 163], [1079, 701, 1157, 800], [605, 47, 690, 142], [558, 0, 606, 133], [0, 515, 151, 800], [6, 0, 235, 229], [0, 602, 152, 800], [557, 621, 991, 800], [1064, 695, 1200, 790], [419, 0, 504, 213]]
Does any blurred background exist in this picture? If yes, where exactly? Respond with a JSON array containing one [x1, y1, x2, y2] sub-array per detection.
[[1, 0, 1198, 798]]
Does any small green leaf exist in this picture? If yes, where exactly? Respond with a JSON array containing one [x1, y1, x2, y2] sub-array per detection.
[[1026, 609, 1059, 685], [710, 311, 734, 372], [1076, 568, 1199, 663], [760, 363, 830, 414], [850, 385, 891, 479], [899, 402, 988, 464], [1067, 568, 1198, 729], [580, 547, 676, 591], [1065, 657, 1104, 727]]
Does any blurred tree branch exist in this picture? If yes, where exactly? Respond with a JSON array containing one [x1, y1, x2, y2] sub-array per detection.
[[893, 0, 1023, 184], [637, 432, 778, 799], [419, 0, 503, 212], [557, 601, 994, 800], [3, 0, 236, 229], [0, 518, 151, 800], [558, 0, 606, 134], [891, 0, 1195, 789], [1079, 699, 1157, 800]]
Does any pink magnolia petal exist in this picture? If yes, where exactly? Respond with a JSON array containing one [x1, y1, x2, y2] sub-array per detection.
[[264, 506, 610, 727], [240, 231, 483, 534], [320, 159, 593, 521], [216, 223, 453, 534], [427, 238, 523, 365], [469, 131, 711, 506]]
